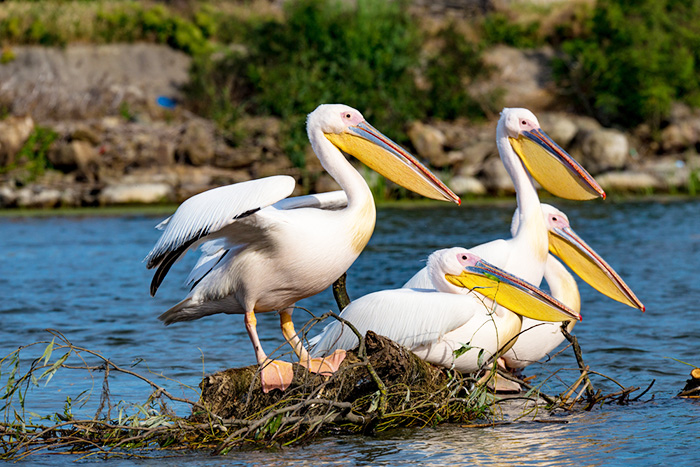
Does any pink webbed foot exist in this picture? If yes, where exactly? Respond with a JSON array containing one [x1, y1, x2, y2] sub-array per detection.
[[300, 350, 346, 376], [260, 360, 295, 393]]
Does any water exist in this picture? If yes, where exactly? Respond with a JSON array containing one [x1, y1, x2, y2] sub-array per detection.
[[1, 198, 700, 465]]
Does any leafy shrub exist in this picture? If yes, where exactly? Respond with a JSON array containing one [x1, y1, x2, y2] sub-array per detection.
[[425, 24, 492, 120], [95, 4, 208, 54], [1, 126, 58, 180], [186, 0, 493, 167], [480, 12, 542, 48], [553, 0, 700, 128]]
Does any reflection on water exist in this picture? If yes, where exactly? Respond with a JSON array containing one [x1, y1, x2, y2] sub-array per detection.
[[1, 199, 700, 465]]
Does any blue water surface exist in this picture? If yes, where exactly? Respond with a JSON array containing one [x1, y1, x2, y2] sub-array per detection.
[[1, 198, 699, 465]]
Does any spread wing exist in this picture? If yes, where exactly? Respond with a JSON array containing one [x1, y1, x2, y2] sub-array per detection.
[[145, 175, 296, 295]]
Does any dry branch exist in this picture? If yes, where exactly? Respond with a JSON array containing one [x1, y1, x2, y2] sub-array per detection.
[[1, 326, 653, 460]]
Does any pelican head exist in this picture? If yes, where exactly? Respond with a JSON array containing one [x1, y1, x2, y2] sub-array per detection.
[[428, 247, 581, 322], [310, 104, 460, 204], [501, 108, 605, 200], [540, 204, 645, 311]]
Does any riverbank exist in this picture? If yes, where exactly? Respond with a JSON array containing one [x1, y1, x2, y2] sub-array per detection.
[[2, 1, 700, 208]]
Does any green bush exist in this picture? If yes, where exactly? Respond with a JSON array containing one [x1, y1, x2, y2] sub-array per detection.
[[1, 126, 58, 180], [425, 24, 492, 120], [480, 12, 542, 48], [553, 0, 700, 128], [94, 4, 209, 54], [186, 0, 493, 168]]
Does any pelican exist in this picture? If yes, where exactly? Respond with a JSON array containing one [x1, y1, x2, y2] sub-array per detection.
[[397, 108, 603, 389], [145, 104, 459, 393], [403, 107, 605, 291], [309, 247, 581, 374], [502, 204, 645, 369]]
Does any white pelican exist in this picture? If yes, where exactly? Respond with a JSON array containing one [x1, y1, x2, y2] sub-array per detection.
[[309, 247, 581, 374], [403, 107, 605, 291], [145, 104, 459, 393], [502, 204, 645, 369], [396, 108, 603, 389]]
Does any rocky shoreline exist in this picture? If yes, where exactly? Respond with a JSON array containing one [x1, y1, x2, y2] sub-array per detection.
[[1, 44, 699, 209]]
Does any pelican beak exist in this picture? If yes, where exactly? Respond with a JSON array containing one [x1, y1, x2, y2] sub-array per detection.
[[509, 129, 606, 200], [324, 122, 461, 204], [548, 227, 645, 311], [445, 260, 581, 322]]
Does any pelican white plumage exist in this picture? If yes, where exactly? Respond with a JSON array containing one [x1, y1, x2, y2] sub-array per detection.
[[145, 104, 459, 393], [502, 204, 645, 369], [395, 108, 603, 388], [306, 108, 603, 379], [403, 108, 605, 291], [309, 247, 581, 373]]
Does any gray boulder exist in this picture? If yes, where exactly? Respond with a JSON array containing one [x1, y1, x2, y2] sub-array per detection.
[[99, 183, 174, 205], [407, 122, 447, 167], [573, 128, 629, 174], [0, 115, 34, 165], [177, 120, 216, 166]]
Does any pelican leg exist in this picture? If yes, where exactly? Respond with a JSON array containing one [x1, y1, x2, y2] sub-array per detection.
[[476, 358, 521, 393], [245, 311, 293, 393], [280, 309, 346, 375]]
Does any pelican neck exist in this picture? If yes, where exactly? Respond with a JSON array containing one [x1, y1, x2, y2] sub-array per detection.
[[308, 129, 374, 210], [496, 127, 543, 239]]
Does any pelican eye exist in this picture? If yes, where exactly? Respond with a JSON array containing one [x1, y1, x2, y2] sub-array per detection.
[[521, 120, 527, 125], [552, 216, 558, 221], [461, 255, 468, 260], [345, 113, 352, 119]]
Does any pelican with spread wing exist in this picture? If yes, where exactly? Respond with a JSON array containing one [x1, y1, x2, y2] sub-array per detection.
[[145, 104, 459, 392]]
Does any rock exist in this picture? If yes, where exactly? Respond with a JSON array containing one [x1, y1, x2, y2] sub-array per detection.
[[574, 128, 629, 174], [131, 133, 176, 168], [458, 140, 496, 172], [15, 186, 62, 208], [480, 155, 514, 193], [433, 119, 492, 150], [449, 175, 487, 195], [214, 144, 261, 169], [70, 124, 102, 145], [59, 186, 82, 207], [660, 117, 700, 153], [99, 183, 174, 205], [641, 156, 699, 190], [595, 171, 661, 192], [173, 166, 252, 201], [538, 113, 578, 148], [0, 44, 191, 121], [0, 185, 17, 207], [252, 154, 295, 178], [0, 115, 34, 165], [407, 121, 447, 166], [236, 116, 282, 144], [177, 120, 215, 166], [472, 45, 557, 112], [48, 140, 99, 178], [569, 115, 603, 134]]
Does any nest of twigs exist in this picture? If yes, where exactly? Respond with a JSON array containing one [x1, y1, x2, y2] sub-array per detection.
[[0, 321, 655, 460]]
